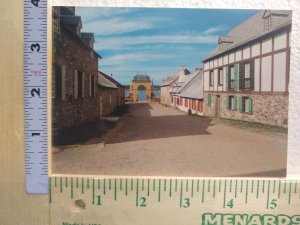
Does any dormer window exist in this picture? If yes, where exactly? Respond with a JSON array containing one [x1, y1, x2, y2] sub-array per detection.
[[263, 10, 290, 32], [265, 15, 272, 31]]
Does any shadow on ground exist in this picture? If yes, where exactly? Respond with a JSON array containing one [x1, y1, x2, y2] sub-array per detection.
[[53, 105, 130, 146], [53, 103, 214, 146]]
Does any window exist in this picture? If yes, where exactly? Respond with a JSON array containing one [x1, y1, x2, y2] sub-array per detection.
[[265, 16, 272, 31], [74, 70, 84, 99], [229, 66, 234, 90], [244, 62, 251, 89], [240, 60, 254, 90], [209, 70, 214, 86], [77, 71, 83, 98], [180, 97, 183, 106], [226, 96, 237, 111], [240, 96, 253, 114], [89, 75, 95, 97], [218, 68, 223, 85]]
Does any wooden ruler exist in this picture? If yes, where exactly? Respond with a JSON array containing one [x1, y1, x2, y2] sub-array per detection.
[[49, 176, 300, 225]]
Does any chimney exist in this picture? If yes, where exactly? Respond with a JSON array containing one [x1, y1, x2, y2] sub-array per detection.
[[179, 65, 186, 76]]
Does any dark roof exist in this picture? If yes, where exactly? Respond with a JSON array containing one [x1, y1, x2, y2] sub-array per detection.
[[60, 7, 75, 16], [203, 10, 292, 61], [60, 22, 102, 59], [133, 75, 151, 82], [60, 15, 82, 27], [81, 32, 95, 43]]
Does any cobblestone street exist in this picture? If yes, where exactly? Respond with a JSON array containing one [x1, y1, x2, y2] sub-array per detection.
[[52, 102, 287, 177]]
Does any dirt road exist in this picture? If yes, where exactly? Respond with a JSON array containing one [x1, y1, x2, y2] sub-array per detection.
[[52, 103, 287, 177]]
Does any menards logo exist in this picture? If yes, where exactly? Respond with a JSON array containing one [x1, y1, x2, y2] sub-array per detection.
[[202, 213, 300, 225]]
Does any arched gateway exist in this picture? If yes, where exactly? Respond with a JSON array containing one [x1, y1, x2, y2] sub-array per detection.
[[130, 75, 152, 102]]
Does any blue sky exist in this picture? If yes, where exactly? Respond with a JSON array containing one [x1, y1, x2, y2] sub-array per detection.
[[76, 7, 259, 85]]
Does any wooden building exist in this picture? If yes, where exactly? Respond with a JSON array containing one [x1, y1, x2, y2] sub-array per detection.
[[177, 69, 204, 115], [202, 10, 291, 127]]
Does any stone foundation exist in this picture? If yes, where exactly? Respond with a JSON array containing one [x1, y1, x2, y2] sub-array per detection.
[[204, 92, 288, 127]]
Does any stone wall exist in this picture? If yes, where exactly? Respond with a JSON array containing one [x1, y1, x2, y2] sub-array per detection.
[[98, 87, 119, 117], [204, 92, 289, 127], [52, 26, 99, 138]]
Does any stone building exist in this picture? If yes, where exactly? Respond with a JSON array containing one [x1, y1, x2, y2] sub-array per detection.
[[103, 73, 126, 107], [202, 10, 291, 127], [52, 7, 101, 139], [98, 71, 125, 117], [160, 76, 177, 106], [177, 69, 204, 115]]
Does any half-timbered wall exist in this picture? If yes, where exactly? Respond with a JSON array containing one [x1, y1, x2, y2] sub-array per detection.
[[203, 30, 290, 94]]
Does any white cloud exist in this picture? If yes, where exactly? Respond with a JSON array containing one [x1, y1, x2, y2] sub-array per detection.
[[203, 25, 227, 34], [94, 33, 218, 50], [75, 7, 136, 22], [81, 17, 157, 36], [101, 53, 172, 66]]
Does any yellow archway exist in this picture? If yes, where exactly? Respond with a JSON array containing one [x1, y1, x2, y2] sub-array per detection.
[[130, 75, 152, 102]]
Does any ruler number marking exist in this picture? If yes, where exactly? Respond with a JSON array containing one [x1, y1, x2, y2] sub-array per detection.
[[31, 0, 40, 7], [139, 197, 147, 207], [30, 88, 40, 97], [30, 43, 40, 52]]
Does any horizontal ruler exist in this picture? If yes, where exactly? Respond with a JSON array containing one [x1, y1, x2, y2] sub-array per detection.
[[24, 0, 48, 194], [49, 176, 300, 225]]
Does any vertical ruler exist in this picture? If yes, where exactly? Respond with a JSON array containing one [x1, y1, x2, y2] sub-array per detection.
[[24, 0, 48, 194]]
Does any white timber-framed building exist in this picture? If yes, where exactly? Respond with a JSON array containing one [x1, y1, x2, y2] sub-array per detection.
[[202, 10, 292, 127]]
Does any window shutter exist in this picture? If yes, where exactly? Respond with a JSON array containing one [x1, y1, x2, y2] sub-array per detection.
[[74, 70, 78, 99], [234, 64, 239, 90], [250, 60, 255, 90], [233, 96, 237, 111], [82, 72, 85, 98], [239, 63, 245, 90], [225, 66, 229, 90], [208, 94, 211, 107], [238, 96, 243, 112], [226, 96, 229, 110], [248, 96, 253, 114], [61, 65, 66, 101]]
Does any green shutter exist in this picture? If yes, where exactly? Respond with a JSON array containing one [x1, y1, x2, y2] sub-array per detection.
[[238, 96, 243, 112], [234, 64, 239, 90], [233, 96, 237, 111], [226, 96, 229, 110], [248, 96, 253, 114], [250, 60, 255, 90], [208, 94, 211, 107], [225, 66, 229, 90], [239, 63, 245, 90]]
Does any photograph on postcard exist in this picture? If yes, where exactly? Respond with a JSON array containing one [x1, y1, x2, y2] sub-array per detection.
[[51, 7, 291, 177]]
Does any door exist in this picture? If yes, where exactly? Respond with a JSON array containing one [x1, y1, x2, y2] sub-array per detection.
[[215, 95, 221, 117]]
